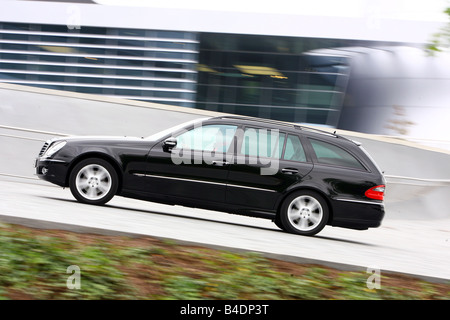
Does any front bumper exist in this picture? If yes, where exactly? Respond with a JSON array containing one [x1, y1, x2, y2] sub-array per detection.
[[34, 157, 69, 187]]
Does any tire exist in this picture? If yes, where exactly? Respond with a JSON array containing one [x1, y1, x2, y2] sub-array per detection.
[[69, 158, 118, 205], [278, 190, 329, 236], [273, 215, 286, 231]]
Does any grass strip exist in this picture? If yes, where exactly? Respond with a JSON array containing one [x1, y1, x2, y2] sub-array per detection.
[[0, 223, 448, 300]]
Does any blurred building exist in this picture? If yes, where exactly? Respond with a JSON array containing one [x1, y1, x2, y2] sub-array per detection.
[[1, 0, 449, 144]]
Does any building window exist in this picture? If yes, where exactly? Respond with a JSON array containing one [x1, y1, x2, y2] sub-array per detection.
[[0, 22, 200, 107], [197, 33, 356, 126]]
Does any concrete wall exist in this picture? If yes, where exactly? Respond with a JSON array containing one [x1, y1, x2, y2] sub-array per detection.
[[1, 83, 449, 220]]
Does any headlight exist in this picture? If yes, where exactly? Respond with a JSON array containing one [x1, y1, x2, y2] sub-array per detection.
[[42, 140, 67, 158]]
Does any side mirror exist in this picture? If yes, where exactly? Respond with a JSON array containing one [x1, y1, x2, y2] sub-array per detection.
[[163, 137, 177, 151]]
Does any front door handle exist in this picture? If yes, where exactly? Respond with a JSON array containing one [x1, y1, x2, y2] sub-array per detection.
[[281, 168, 299, 174]]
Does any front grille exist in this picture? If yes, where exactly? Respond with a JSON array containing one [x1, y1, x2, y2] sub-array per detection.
[[39, 141, 49, 157]]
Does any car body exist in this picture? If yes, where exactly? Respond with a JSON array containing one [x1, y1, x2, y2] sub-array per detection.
[[35, 115, 386, 236]]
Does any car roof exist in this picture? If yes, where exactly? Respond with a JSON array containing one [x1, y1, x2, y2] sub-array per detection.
[[210, 115, 357, 145]]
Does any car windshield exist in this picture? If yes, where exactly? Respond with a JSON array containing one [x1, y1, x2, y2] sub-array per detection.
[[145, 117, 211, 141]]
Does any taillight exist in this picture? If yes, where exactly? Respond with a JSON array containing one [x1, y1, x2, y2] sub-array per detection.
[[365, 185, 385, 201]]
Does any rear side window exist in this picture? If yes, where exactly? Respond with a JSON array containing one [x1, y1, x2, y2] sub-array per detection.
[[309, 139, 365, 170], [283, 134, 307, 162]]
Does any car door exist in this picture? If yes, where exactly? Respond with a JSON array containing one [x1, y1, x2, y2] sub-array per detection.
[[226, 127, 314, 211], [143, 122, 238, 204]]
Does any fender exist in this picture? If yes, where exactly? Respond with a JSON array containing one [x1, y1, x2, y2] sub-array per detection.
[[274, 176, 333, 215], [63, 147, 124, 188]]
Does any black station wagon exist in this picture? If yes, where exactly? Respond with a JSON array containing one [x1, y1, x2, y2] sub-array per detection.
[[35, 115, 386, 236]]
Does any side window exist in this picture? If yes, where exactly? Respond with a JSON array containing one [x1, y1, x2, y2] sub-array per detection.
[[309, 139, 365, 170], [175, 124, 237, 152], [283, 134, 307, 162], [241, 127, 285, 158]]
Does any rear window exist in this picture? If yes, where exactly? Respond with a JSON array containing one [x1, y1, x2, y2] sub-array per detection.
[[309, 138, 365, 170]]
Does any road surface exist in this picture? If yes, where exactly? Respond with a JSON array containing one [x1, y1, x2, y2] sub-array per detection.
[[1, 176, 449, 282]]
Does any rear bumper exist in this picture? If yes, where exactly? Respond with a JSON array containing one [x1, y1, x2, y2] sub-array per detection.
[[330, 198, 385, 230], [34, 157, 69, 187]]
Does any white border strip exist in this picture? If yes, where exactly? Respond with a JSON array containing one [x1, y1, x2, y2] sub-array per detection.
[[0, 80, 195, 93], [0, 39, 197, 54], [0, 49, 197, 64], [0, 29, 199, 44], [335, 198, 384, 206], [0, 59, 197, 73], [385, 175, 450, 184], [0, 125, 69, 137], [0, 69, 195, 83]]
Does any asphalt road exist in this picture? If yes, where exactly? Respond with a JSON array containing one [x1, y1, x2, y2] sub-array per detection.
[[1, 177, 449, 282], [1, 83, 449, 283]]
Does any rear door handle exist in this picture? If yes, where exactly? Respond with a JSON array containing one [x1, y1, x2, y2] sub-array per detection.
[[212, 160, 229, 166], [281, 168, 299, 174]]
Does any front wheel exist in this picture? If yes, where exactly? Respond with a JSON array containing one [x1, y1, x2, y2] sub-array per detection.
[[69, 158, 118, 205], [278, 190, 329, 236]]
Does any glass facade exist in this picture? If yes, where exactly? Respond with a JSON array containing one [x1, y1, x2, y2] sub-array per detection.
[[0, 23, 199, 107], [0, 23, 404, 126], [196, 33, 396, 126]]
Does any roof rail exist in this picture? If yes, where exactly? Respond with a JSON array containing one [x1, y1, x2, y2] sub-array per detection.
[[214, 115, 346, 139], [215, 115, 295, 127], [293, 124, 340, 138]]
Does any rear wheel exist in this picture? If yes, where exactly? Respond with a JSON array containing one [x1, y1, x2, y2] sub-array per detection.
[[69, 158, 118, 205], [278, 190, 329, 236], [273, 215, 285, 231]]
